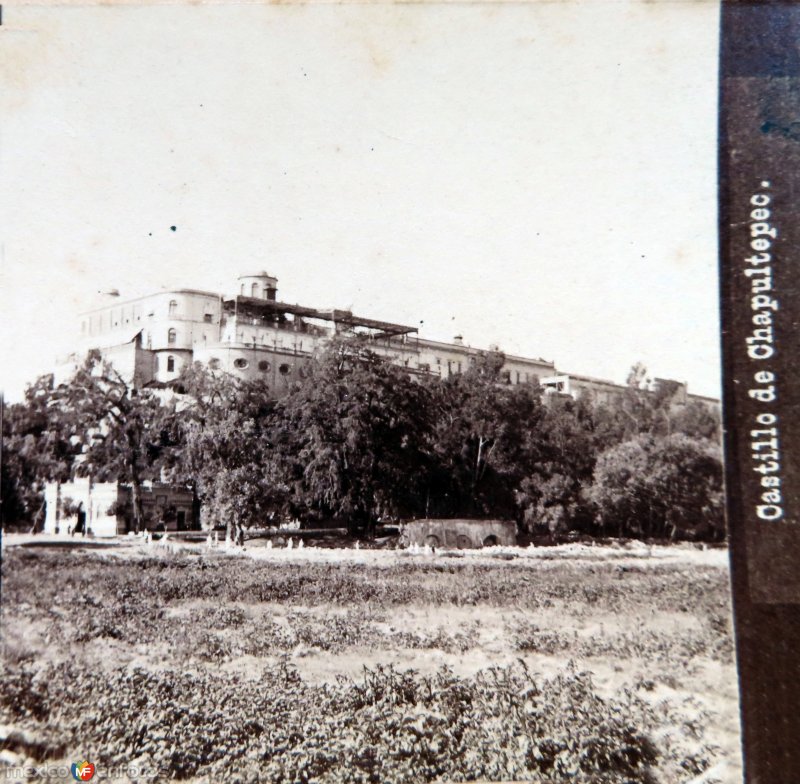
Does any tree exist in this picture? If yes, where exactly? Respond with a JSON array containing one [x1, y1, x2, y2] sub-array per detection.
[[1, 375, 85, 529], [587, 363, 721, 449], [42, 352, 175, 533], [279, 339, 435, 535], [670, 400, 721, 441], [175, 364, 287, 543], [515, 395, 596, 535], [425, 351, 544, 519], [588, 434, 725, 541]]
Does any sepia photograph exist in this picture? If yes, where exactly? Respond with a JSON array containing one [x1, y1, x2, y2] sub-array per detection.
[[0, 1, 742, 782]]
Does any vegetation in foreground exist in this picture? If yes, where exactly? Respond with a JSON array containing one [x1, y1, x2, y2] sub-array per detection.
[[1, 548, 738, 783]]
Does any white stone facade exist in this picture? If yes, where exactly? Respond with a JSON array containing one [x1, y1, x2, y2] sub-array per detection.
[[56, 271, 717, 410]]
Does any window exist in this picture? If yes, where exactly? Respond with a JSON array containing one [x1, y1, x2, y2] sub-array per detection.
[[167, 356, 175, 373], [203, 314, 213, 323], [258, 360, 270, 372], [169, 300, 178, 315], [251, 282, 259, 297], [279, 363, 291, 375], [234, 358, 249, 369], [168, 328, 177, 344], [208, 358, 221, 370]]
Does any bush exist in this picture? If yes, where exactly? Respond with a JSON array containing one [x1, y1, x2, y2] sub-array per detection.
[[0, 660, 664, 783], [589, 435, 725, 541]]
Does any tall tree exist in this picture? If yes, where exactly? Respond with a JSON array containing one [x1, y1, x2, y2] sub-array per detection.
[[1, 374, 85, 528], [425, 352, 544, 519], [515, 394, 596, 535], [43, 352, 174, 533], [176, 364, 287, 542], [279, 339, 434, 535]]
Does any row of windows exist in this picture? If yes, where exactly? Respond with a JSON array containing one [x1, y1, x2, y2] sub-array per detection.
[[239, 282, 276, 299], [235, 331, 304, 351], [167, 300, 214, 323], [419, 358, 534, 384], [82, 304, 214, 336], [207, 357, 292, 375]]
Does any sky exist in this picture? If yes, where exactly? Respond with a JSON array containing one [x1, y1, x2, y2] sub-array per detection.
[[0, 0, 721, 402]]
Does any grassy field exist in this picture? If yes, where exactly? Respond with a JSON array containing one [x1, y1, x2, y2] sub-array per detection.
[[0, 541, 741, 783]]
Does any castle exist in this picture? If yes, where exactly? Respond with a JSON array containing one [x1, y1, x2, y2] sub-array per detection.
[[59, 271, 718, 410]]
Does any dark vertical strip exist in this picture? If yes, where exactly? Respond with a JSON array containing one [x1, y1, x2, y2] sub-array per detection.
[[720, 2, 800, 782]]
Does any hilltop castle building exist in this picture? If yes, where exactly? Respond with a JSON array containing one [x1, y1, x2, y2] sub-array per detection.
[[59, 271, 718, 410]]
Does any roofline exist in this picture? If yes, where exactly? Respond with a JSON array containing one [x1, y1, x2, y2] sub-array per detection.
[[225, 295, 418, 336], [549, 371, 622, 387], [687, 393, 721, 403], [79, 289, 222, 315], [411, 336, 555, 366]]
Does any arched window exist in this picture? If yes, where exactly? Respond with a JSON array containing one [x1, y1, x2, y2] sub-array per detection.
[[234, 358, 249, 370], [258, 360, 270, 372], [279, 363, 291, 375], [167, 356, 175, 373], [167, 328, 177, 344], [168, 299, 178, 315], [251, 282, 259, 298]]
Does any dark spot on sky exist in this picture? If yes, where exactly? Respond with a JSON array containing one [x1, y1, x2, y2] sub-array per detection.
[[170, 226, 177, 232], [148, 232, 152, 237]]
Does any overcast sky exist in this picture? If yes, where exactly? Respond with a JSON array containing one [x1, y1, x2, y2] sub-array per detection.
[[0, 0, 721, 402]]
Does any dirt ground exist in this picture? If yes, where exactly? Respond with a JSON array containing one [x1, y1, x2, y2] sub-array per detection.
[[0, 534, 741, 783]]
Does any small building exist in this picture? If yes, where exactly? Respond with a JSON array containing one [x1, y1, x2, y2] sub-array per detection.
[[400, 518, 517, 549], [43, 478, 197, 537]]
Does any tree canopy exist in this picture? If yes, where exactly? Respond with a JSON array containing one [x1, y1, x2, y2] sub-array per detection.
[[2, 353, 724, 543]]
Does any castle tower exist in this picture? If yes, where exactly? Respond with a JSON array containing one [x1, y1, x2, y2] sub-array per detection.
[[237, 272, 278, 301]]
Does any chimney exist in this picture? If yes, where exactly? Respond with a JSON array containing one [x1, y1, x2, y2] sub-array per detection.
[[453, 335, 464, 346]]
